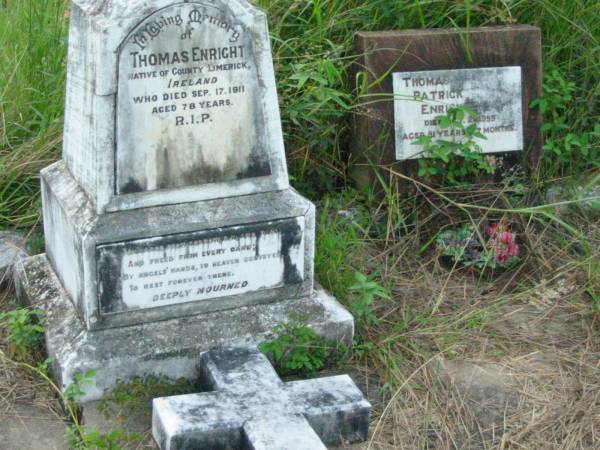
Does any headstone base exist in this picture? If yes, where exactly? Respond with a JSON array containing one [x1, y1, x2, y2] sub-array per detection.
[[41, 161, 316, 331], [13, 255, 354, 402]]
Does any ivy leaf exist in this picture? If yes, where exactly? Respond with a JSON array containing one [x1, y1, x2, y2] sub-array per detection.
[[413, 135, 431, 146], [437, 115, 451, 129], [465, 123, 478, 136]]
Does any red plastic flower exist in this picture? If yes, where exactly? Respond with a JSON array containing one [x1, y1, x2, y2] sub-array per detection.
[[487, 223, 499, 238], [486, 220, 519, 266], [496, 252, 509, 263], [500, 231, 514, 245]]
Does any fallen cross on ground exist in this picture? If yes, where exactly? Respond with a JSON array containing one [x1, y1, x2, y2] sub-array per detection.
[[152, 346, 371, 450]]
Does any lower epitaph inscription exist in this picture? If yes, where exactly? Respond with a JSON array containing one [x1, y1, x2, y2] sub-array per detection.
[[393, 66, 523, 160], [96, 218, 305, 314]]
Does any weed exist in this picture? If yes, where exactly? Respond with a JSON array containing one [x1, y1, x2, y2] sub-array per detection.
[[61, 370, 146, 450], [36, 357, 54, 375], [348, 271, 390, 325], [585, 287, 600, 316], [314, 193, 369, 301], [101, 375, 196, 415], [28, 232, 45, 254], [351, 340, 376, 360], [63, 371, 145, 449], [259, 319, 347, 377], [66, 426, 143, 450], [413, 106, 495, 185], [64, 369, 97, 404], [0, 306, 45, 358], [461, 310, 486, 331], [531, 69, 600, 175]]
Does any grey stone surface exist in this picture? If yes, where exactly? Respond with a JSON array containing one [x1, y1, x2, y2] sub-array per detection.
[[0, 231, 28, 284], [244, 414, 326, 450], [42, 161, 315, 330], [0, 403, 68, 450], [64, 0, 289, 213], [13, 254, 354, 402], [152, 346, 371, 450]]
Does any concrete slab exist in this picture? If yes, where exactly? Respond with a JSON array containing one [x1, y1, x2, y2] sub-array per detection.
[[0, 403, 68, 450], [13, 254, 354, 402]]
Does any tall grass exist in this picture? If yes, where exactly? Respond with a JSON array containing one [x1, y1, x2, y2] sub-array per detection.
[[257, 0, 599, 194], [0, 0, 598, 227], [0, 0, 68, 227]]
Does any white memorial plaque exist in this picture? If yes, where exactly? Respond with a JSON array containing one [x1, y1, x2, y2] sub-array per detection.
[[116, 3, 272, 195], [97, 218, 305, 314], [393, 66, 523, 160]]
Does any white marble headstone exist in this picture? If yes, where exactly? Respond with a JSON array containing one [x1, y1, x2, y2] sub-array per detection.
[[63, 0, 289, 212]]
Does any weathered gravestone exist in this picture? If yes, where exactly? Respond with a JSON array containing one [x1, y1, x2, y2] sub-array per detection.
[[350, 26, 543, 190], [153, 346, 370, 449], [13, 0, 354, 402]]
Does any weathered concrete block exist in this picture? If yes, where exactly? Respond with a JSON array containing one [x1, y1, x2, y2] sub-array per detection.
[[152, 346, 371, 450], [13, 254, 354, 402]]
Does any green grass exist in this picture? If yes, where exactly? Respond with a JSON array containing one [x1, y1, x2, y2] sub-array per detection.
[[0, 0, 67, 228], [1, 0, 598, 227]]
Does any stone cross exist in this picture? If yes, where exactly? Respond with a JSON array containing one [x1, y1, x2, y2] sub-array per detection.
[[152, 346, 371, 449]]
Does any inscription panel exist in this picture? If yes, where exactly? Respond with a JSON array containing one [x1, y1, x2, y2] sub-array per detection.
[[96, 218, 305, 315], [393, 66, 523, 160], [116, 2, 272, 195]]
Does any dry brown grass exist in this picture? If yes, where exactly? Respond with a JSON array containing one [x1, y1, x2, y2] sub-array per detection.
[[0, 286, 64, 428], [0, 178, 598, 449], [344, 181, 600, 450]]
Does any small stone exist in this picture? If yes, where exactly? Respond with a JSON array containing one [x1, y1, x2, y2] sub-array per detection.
[[0, 231, 29, 285], [434, 358, 520, 429]]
